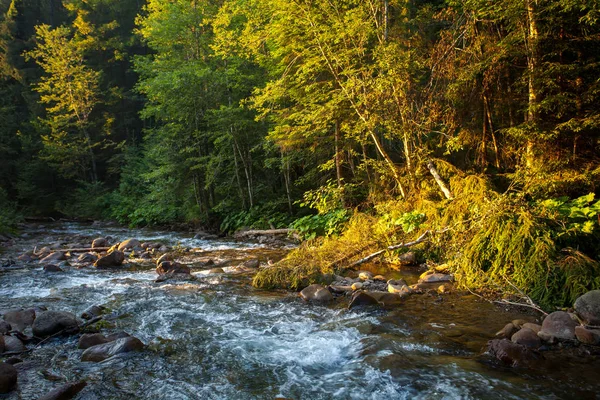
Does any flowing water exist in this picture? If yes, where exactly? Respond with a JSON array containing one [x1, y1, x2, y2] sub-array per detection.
[[1, 223, 599, 399]]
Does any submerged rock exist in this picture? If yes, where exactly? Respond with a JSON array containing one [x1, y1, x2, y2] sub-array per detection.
[[574, 290, 600, 326], [299, 284, 334, 303], [81, 336, 144, 362], [348, 291, 380, 309], [487, 339, 539, 367], [43, 264, 63, 272], [156, 261, 190, 275], [32, 311, 79, 338], [37, 380, 87, 400], [0, 362, 17, 393], [538, 311, 577, 343], [94, 251, 125, 268], [81, 305, 106, 320]]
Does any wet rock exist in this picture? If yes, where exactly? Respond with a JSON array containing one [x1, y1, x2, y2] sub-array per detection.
[[2, 309, 35, 332], [17, 253, 34, 262], [242, 259, 260, 269], [328, 285, 352, 294], [367, 291, 407, 306], [387, 279, 410, 294], [299, 284, 334, 303], [348, 291, 380, 309], [94, 251, 125, 268], [538, 311, 577, 343], [117, 238, 141, 251], [418, 273, 453, 284], [2, 336, 25, 353], [77, 252, 98, 263], [0, 321, 9, 334], [208, 267, 224, 274], [522, 323, 542, 334], [139, 251, 152, 259], [35, 247, 51, 257], [32, 311, 79, 338], [373, 275, 386, 281], [92, 237, 108, 248], [574, 290, 600, 326], [43, 264, 63, 272], [487, 339, 539, 367], [78, 333, 108, 349], [81, 336, 144, 362], [398, 251, 417, 265], [358, 271, 373, 280], [37, 380, 87, 400], [511, 328, 542, 349], [0, 362, 17, 393], [104, 331, 130, 342], [81, 305, 106, 320], [495, 323, 518, 339], [156, 261, 190, 275], [39, 252, 66, 264], [575, 326, 600, 345], [156, 253, 173, 266], [351, 282, 363, 290]]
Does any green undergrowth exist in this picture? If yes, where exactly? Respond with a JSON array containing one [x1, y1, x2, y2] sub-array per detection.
[[253, 174, 600, 310]]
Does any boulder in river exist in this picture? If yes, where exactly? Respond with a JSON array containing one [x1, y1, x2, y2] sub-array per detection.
[[43, 264, 63, 273], [0, 362, 17, 393], [2, 336, 25, 353], [117, 239, 141, 251], [522, 323, 542, 334], [2, 308, 35, 332], [81, 336, 144, 362], [418, 272, 453, 284], [32, 311, 79, 338], [77, 252, 98, 263], [81, 305, 106, 320], [0, 321, 10, 335], [537, 311, 577, 343], [78, 333, 109, 349], [156, 253, 173, 266], [495, 322, 518, 339], [242, 259, 260, 269], [511, 328, 542, 349], [574, 326, 600, 345], [39, 252, 66, 264], [94, 251, 125, 268], [156, 261, 190, 275], [91, 237, 108, 248], [574, 290, 600, 326], [487, 339, 539, 367], [299, 284, 334, 303], [37, 380, 87, 400]]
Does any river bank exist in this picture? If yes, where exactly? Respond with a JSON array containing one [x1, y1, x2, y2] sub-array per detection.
[[1, 222, 599, 399]]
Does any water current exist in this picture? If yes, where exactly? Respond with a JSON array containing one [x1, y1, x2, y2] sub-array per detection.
[[0, 223, 599, 399]]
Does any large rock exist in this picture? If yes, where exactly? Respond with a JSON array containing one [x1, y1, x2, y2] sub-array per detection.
[[348, 291, 380, 309], [299, 284, 334, 303], [81, 337, 144, 362], [574, 326, 600, 345], [43, 264, 63, 273], [91, 237, 108, 248], [94, 251, 125, 268], [156, 261, 190, 275], [538, 311, 577, 343], [2, 309, 35, 332], [511, 328, 542, 348], [574, 290, 600, 325], [32, 311, 79, 338], [495, 323, 518, 339], [78, 333, 109, 349], [0, 362, 17, 393], [398, 251, 417, 265], [77, 252, 98, 263], [418, 273, 453, 284], [80, 305, 106, 320], [117, 239, 141, 251], [487, 339, 538, 367], [39, 252, 66, 264], [2, 336, 25, 353], [37, 380, 87, 400]]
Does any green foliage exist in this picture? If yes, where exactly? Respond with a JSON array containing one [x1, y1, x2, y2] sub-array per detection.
[[290, 209, 350, 241], [219, 203, 291, 233], [0, 187, 20, 233]]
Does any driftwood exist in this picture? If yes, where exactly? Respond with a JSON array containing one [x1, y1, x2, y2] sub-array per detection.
[[344, 230, 432, 270], [426, 160, 453, 200], [53, 247, 110, 253], [234, 229, 297, 238]]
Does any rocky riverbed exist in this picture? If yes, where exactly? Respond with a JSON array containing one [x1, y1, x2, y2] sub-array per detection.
[[1, 222, 600, 399]]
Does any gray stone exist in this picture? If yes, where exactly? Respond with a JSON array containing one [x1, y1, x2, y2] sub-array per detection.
[[487, 339, 538, 367], [39, 252, 66, 264], [0, 362, 17, 393], [574, 290, 600, 325], [81, 305, 106, 320], [418, 273, 453, 283], [2, 336, 25, 353], [348, 291, 380, 309], [78, 333, 108, 349], [32, 311, 79, 338], [538, 311, 577, 343], [495, 323, 518, 339], [92, 237, 108, 248], [299, 284, 334, 303], [81, 336, 144, 362]]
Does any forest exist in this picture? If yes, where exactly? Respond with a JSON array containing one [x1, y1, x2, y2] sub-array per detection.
[[0, 0, 599, 308]]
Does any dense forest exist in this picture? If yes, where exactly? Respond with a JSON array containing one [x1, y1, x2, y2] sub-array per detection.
[[0, 0, 599, 308]]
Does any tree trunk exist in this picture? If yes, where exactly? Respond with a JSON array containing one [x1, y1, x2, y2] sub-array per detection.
[[334, 121, 343, 188], [525, 0, 540, 169], [426, 160, 453, 200]]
